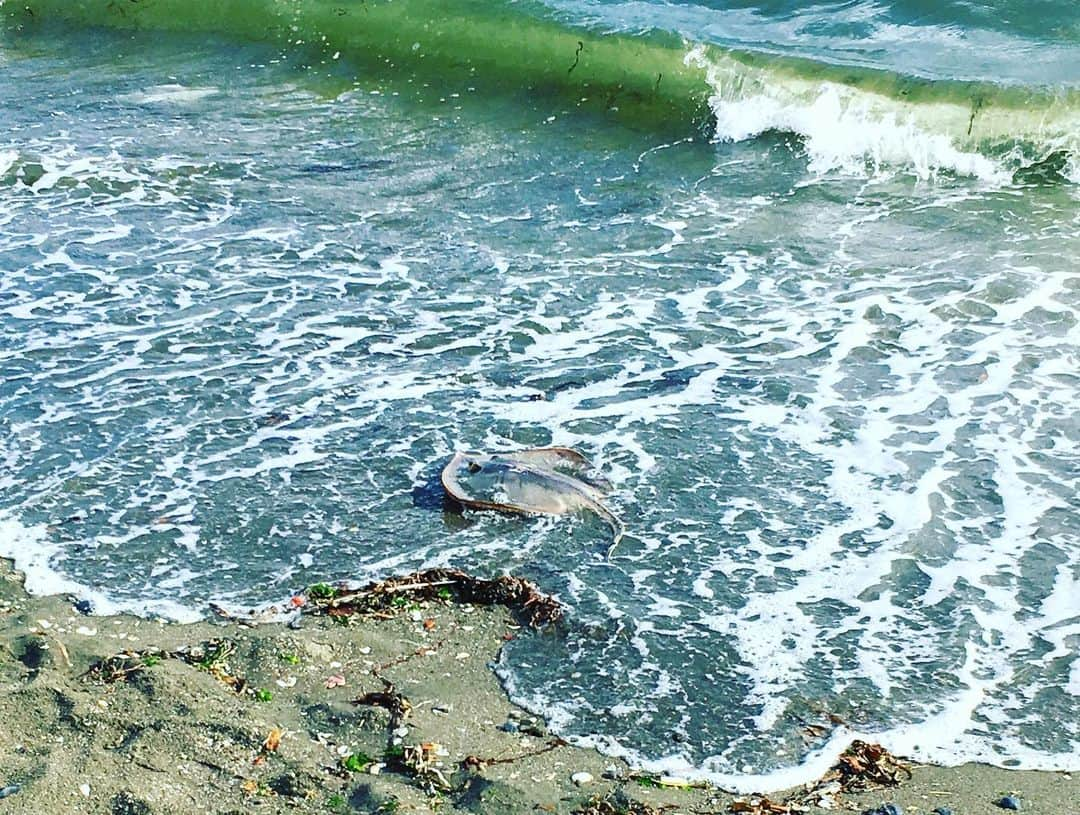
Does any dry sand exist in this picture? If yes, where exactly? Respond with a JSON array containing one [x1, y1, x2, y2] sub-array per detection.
[[0, 558, 1074, 815]]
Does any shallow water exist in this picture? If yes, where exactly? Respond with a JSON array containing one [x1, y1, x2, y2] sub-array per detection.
[[1, 0, 1078, 791]]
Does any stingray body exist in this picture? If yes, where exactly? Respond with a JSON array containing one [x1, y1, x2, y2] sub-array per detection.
[[441, 448, 623, 545]]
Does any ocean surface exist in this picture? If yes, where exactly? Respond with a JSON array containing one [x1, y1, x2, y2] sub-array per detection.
[[1, 0, 1078, 792]]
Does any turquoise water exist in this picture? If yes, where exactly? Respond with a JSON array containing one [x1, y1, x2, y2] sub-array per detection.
[[1, 0, 1078, 790]]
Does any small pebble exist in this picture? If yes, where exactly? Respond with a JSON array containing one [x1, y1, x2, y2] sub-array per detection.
[[932, 808, 953, 815], [997, 796, 1021, 811], [79, 783, 91, 797], [571, 772, 594, 786], [432, 704, 452, 715], [602, 765, 624, 780], [862, 806, 901, 815]]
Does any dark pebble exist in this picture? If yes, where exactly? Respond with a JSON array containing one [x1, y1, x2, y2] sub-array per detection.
[[110, 790, 151, 815], [997, 796, 1021, 811], [932, 808, 953, 815], [862, 805, 902, 815], [498, 720, 519, 733], [602, 765, 624, 781], [74, 599, 95, 615]]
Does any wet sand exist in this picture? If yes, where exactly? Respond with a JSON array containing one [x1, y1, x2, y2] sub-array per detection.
[[0, 558, 1074, 814]]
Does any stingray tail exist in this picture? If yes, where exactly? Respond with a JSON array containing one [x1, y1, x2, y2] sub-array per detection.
[[591, 501, 625, 558]]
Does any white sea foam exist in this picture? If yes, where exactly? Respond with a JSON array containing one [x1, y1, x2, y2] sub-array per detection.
[[0, 513, 201, 621]]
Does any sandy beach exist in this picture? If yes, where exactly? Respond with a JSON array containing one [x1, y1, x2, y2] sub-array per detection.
[[0, 557, 1074, 815]]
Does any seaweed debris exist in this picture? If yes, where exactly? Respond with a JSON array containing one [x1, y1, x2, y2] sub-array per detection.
[[573, 789, 673, 815], [824, 740, 911, 791], [729, 795, 805, 814], [354, 681, 413, 730], [83, 649, 166, 683], [304, 568, 563, 628], [83, 638, 250, 694], [790, 741, 911, 810]]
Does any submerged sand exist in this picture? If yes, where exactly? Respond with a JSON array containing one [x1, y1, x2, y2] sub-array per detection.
[[0, 558, 1074, 814]]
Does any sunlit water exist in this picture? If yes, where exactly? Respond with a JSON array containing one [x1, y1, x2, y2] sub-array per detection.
[[1, 0, 1077, 791]]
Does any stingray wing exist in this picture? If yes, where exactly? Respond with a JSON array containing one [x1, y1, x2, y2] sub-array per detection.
[[441, 450, 623, 545], [496, 447, 614, 495]]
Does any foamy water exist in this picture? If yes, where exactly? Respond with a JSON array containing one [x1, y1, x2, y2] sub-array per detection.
[[1, 9, 1078, 792]]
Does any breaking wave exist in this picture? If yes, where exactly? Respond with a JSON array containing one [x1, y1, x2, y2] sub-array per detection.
[[2, 0, 1078, 181]]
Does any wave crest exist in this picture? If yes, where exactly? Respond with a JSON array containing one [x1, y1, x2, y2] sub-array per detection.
[[687, 46, 1080, 182]]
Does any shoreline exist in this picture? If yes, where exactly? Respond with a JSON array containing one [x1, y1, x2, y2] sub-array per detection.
[[0, 558, 1074, 814]]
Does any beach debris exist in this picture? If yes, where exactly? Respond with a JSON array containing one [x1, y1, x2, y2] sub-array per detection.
[[657, 776, 693, 788], [262, 728, 284, 752], [86, 639, 255, 695], [402, 742, 453, 793], [0, 785, 20, 799], [79, 782, 91, 797], [787, 741, 910, 811], [176, 638, 248, 692], [818, 741, 911, 792], [996, 795, 1021, 810], [441, 447, 624, 548], [729, 795, 805, 814], [461, 736, 568, 770], [629, 771, 709, 791], [355, 682, 412, 729], [84, 649, 166, 683], [572, 771, 595, 786], [498, 720, 520, 733], [324, 673, 346, 689], [304, 568, 563, 627], [573, 790, 669, 815]]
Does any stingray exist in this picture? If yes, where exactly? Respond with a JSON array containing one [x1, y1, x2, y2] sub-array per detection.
[[441, 447, 624, 548]]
